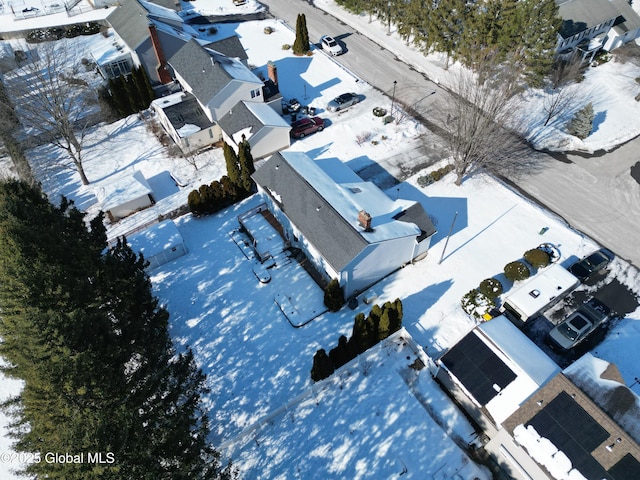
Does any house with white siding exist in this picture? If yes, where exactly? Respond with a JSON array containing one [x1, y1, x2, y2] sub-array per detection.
[[252, 151, 436, 298]]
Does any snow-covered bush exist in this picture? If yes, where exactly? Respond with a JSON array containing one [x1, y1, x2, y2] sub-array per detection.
[[461, 289, 495, 319], [478, 278, 503, 299], [504, 261, 531, 282]]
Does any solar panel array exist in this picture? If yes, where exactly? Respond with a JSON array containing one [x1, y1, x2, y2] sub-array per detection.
[[441, 333, 517, 405]]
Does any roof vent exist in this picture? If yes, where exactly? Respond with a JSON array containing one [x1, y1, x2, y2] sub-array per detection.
[[358, 210, 372, 231]]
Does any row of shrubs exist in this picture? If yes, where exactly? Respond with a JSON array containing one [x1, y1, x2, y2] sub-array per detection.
[[26, 22, 103, 43], [188, 176, 249, 216], [461, 246, 553, 319], [311, 299, 403, 382], [417, 164, 454, 187]]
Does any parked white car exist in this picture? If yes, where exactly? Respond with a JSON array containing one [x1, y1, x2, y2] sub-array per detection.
[[320, 35, 343, 56]]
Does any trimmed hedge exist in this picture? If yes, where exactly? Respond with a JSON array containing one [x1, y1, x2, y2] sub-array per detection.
[[461, 289, 495, 319], [504, 261, 530, 282], [479, 278, 503, 299], [523, 248, 550, 269]]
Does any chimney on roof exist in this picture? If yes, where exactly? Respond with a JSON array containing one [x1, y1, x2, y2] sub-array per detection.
[[358, 210, 372, 231], [148, 23, 172, 84], [267, 60, 278, 86]]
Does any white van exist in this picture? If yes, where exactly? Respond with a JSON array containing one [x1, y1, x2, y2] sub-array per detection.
[[500, 263, 580, 327]]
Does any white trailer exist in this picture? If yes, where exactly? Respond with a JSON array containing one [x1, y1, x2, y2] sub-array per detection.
[[500, 263, 580, 327]]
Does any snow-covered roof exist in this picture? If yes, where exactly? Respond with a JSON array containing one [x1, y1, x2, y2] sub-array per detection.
[[139, 0, 183, 24], [243, 101, 290, 128], [564, 353, 640, 444], [453, 315, 561, 425], [283, 151, 423, 243], [95, 170, 153, 212], [502, 263, 580, 320], [127, 219, 184, 259], [206, 48, 262, 85]]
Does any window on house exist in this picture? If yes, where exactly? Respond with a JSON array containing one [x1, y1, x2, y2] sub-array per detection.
[[250, 88, 261, 98]]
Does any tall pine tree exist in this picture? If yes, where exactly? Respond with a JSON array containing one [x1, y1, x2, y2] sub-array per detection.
[[0, 180, 234, 480]]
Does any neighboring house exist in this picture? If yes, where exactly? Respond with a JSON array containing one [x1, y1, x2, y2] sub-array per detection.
[[252, 151, 436, 298], [436, 315, 561, 480], [95, 170, 155, 222], [218, 101, 290, 159], [127, 219, 187, 269], [556, 0, 640, 63], [168, 39, 265, 123], [151, 91, 222, 154], [105, 0, 195, 84], [502, 353, 640, 480]]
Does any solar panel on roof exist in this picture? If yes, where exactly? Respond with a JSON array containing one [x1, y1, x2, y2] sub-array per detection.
[[528, 392, 611, 480], [441, 333, 516, 406], [608, 453, 640, 480]]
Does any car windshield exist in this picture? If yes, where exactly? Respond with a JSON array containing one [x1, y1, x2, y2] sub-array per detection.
[[558, 322, 580, 341], [327, 39, 337, 47]]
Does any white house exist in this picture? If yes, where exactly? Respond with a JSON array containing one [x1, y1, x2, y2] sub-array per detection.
[[218, 101, 291, 159], [556, 0, 640, 63], [151, 91, 222, 154], [252, 151, 436, 298], [127, 219, 187, 269], [95, 170, 155, 222]]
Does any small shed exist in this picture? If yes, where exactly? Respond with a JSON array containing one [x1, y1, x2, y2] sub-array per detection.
[[127, 220, 187, 269], [96, 170, 155, 222]]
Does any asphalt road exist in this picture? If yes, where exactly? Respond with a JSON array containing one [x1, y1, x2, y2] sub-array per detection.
[[260, 0, 640, 267]]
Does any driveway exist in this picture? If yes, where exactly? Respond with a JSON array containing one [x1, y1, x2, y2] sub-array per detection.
[[259, 0, 640, 267]]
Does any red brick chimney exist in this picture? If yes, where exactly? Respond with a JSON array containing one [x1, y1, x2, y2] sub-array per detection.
[[267, 60, 278, 86], [358, 210, 372, 231], [148, 23, 172, 84]]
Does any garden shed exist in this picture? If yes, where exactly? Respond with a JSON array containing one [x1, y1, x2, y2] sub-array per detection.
[[96, 170, 155, 222], [127, 220, 187, 269]]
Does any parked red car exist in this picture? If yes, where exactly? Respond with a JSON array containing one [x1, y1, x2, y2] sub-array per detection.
[[290, 117, 324, 139]]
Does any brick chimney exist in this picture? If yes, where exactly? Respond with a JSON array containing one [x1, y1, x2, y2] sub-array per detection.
[[267, 60, 278, 86], [148, 23, 172, 84], [358, 210, 372, 231]]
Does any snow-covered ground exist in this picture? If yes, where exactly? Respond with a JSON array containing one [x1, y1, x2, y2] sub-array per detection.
[[0, 1, 638, 478]]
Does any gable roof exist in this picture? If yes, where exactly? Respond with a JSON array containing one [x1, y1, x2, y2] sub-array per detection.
[[217, 101, 289, 143], [95, 170, 153, 212], [556, 0, 640, 38], [107, 0, 152, 50], [168, 39, 262, 106], [204, 36, 249, 62], [252, 151, 434, 272]]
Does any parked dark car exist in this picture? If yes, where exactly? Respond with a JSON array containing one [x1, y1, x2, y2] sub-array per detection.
[[290, 117, 324, 139], [327, 92, 360, 112], [569, 248, 614, 282], [546, 298, 611, 351]]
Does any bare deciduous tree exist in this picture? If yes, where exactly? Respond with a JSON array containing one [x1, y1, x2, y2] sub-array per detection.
[[434, 63, 524, 185], [542, 57, 583, 126], [3, 40, 100, 185]]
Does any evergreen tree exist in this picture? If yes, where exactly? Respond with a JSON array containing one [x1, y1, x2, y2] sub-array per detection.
[[223, 142, 241, 186], [238, 137, 255, 194], [311, 348, 334, 382], [515, 0, 562, 87], [566, 103, 594, 139], [188, 189, 203, 214], [350, 312, 370, 354], [0, 180, 234, 480], [132, 66, 152, 110], [122, 75, 139, 113], [390, 298, 403, 333], [378, 307, 391, 341], [323, 278, 345, 312], [108, 76, 130, 117], [293, 14, 309, 55], [329, 335, 353, 370], [430, 0, 468, 68]]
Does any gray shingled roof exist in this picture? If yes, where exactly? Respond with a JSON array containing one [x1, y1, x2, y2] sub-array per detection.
[[252, 152, 367, 272], [216, 101, 262, 137], [205, 36, 249, 62], [159, 92, 215, 133], [556, 0, 624, 37], [107, 0, 151, 51], [393, 202, 436, 242]]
